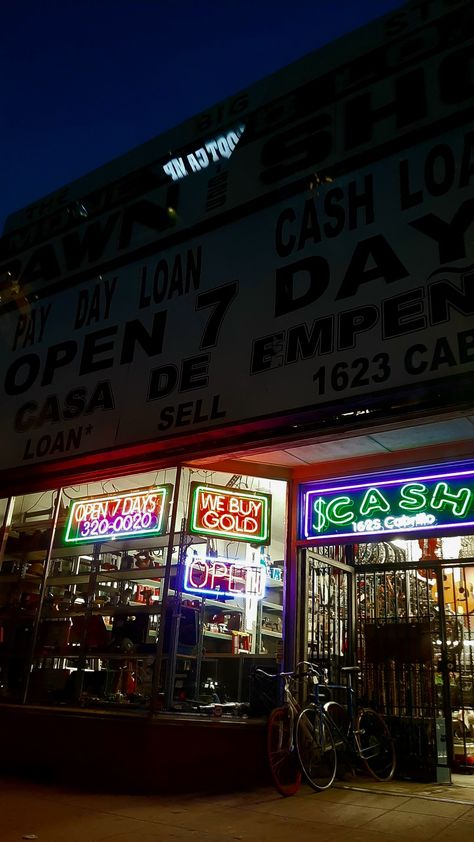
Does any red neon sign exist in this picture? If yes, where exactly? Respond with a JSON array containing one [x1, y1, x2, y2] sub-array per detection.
[[64, 485, 173, 543], [188, 483, 272, 544]]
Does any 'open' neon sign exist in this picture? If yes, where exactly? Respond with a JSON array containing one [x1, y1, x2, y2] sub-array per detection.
[[187, 483, 271, 544], [64, 485, 173, 543], [184, 554, 265, 599], [300, 464, 474, 541]]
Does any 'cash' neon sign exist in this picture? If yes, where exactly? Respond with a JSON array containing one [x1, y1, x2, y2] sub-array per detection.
[[300, 464, 474, 541]]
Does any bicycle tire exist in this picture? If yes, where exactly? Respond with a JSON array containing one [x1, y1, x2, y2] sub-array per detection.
[[267, 706, 302, 796], [296, 706, 337, 791], [356, 708, 396, 782], [324, 700, 353, 777]]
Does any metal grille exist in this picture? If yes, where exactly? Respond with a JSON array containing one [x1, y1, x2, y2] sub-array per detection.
[[304, 540, 474, 778]]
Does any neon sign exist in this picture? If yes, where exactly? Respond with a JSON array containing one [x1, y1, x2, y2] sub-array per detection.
[[187, 483, 271, 544], [184, 554, 266, 600], [163, 125, 245, 181], [64, 485, 173, 544], [300, 465, 474, 541]]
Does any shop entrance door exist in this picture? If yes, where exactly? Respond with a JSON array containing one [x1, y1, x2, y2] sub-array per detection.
[[303, 547, 354, 682], [302, 540, 474, 780]]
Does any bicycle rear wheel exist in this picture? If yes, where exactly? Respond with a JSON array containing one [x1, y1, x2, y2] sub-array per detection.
[[267, 706, 302, 796], [296, 706, 337, 791], [356, 708, 396, 781]]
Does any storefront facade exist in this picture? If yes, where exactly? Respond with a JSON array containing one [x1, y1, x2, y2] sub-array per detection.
[[0, 1, 473, 786]]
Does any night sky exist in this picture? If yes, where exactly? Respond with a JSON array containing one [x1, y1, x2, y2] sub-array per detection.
[[2, 0, 403, 233]]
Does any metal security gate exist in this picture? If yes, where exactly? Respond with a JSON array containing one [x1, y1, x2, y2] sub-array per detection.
[[302, 539, 474, 780], [304, 546, 354, 681]]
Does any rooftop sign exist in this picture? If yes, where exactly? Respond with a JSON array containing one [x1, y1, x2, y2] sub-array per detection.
[[64, 485, 172, 543], [187, 482, 271, 544], [300, 464, 474, 542]]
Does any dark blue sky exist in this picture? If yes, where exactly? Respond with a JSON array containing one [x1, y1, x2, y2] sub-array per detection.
[[2, 0, 403, 232]]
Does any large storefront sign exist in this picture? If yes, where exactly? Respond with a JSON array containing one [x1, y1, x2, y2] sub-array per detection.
[[184, 553, 266, 599], [300, 464, 474, 541], [64, 485, 173, 543], [187, 483, 271, 544], [0, 4, 472, 478]]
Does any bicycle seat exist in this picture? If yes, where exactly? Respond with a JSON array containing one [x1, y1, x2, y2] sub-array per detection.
[[340, 666, 361, 673]]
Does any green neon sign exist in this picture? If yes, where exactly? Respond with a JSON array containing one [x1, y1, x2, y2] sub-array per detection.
[[301, 467, 474, 540], [64, 485, 173, 544], [187, 482, 272, 544]]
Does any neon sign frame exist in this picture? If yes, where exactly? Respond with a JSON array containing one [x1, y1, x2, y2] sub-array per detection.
[[64, 485, 173, 544], [183, 554, 266, 600], [300, 464, 474, 542], [187, 482, 272, 544]]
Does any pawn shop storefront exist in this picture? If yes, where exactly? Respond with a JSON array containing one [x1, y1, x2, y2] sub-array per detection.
[[296, 459, 474, 782]]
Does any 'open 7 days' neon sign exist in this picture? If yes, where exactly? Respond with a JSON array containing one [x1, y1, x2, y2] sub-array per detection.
[[64, 485, 173, 543], [300, 465, 474, 541]]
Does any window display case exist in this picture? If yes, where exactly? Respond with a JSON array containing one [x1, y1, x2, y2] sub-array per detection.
[[0, 467, 289, 715]]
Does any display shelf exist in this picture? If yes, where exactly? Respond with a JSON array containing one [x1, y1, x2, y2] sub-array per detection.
[[46, 567, 169, 587], [262, 600, 282, 611], [261, 629, 282, 638], [203, 630, 233, 640]]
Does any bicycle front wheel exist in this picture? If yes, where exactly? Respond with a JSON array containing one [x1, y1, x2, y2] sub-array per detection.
[[296, 706, 337, 791], [267, 706, 302, 796], [356, 708, 396, 782]]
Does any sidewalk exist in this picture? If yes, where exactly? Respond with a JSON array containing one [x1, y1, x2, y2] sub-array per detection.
[[0, 774, 473, 842]]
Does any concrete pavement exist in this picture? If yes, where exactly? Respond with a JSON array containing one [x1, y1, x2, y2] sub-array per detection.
[[0, 774, 473, 842]]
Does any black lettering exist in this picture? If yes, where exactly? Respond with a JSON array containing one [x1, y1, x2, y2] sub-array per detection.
[[180, 354, 210, 392], [425, 144, 456, 197], [275, 256, 330, 316], [439, 45, 474, 106], [148, 365, 178, 400], [399, 159, 423, 210], [338, 306, 379, 350], [410, 199, 474, 263], [260, 114, 333, 184], [431, 336, 456, 370], [157, 406, 175, 431], [119, 199, 174, 249], [348, 175, 374, 228], [405, 344, 427, 374], [383, 289, 426, 338], [42, 341, 77, 386], [251, 333, 285, 374], [458, 328, 474, 364], [175, 401, 194, 427], [79, 328, 116, 376], [336, 235, 409, 300], [275, 207, 296, 258], [286, 319, 333, 362], [297, 200, 322, 251], [120, 312, 167, 364], [21, 245, 61, 284], [63, 388, 87, 419], [344, 68, 426, 149], [430, 272, 474, 324], [5, 354, 40, 395], [323, 188, 345, 237], [62, 214, 119, 271]]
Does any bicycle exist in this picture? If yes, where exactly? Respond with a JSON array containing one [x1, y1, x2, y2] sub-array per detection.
[[255, 663, 337, 796], [303, 665, 396, 788]]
